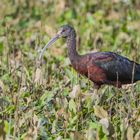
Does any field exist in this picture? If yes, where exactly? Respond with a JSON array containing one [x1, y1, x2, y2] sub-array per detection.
[[0, 0, 140, 139]]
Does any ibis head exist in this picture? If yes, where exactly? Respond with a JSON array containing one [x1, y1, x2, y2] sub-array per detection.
[[40, 25, 74, 59]]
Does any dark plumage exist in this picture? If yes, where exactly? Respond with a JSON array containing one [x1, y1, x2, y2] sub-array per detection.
[[40, 25, 140, 88]]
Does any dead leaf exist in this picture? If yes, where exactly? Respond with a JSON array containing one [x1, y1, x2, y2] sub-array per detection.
[[107, 10, 121, 20], [127, 21, 140, 31], [99, 118, 109, 129], [0, 121, 6, 140], [24, 134, 34, 140], [70, 131, 85, 140], [56, 136, 62, 140], [134, 130, 140, 140], [0, 80, 4, 92], [34, 68, 42, 84], [69, 99, 77, 114], [127, 126, 134, 140], [69, 85, 81, 99], [86, 128, 96, 140], [94, 105, 108, 119], [99, 118, 111, 135], [51, 120, 57, 134]]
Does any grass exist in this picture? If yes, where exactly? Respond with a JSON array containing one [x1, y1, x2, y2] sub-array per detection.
[[0, 0, 140, 139]]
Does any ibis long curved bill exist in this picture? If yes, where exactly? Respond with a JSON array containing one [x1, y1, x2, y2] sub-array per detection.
[[39, 34, 60, 59]]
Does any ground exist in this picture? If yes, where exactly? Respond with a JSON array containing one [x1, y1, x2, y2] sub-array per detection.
[[0, 0, 140, 139]]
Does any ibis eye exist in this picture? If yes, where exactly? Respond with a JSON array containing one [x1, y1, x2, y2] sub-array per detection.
[[62, 29, 65, 32]]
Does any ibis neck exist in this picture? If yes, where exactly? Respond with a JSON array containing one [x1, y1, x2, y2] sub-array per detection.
[[66, 33, 80, 63]]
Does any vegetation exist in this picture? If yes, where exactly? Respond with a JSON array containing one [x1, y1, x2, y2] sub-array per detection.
[[0, 0, 140, 139]]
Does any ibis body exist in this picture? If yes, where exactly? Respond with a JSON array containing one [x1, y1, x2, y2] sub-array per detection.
[[40, 25, 140, 89]]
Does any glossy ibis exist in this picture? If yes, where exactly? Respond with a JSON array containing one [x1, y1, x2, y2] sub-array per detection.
[[40, 25, 140, 89]]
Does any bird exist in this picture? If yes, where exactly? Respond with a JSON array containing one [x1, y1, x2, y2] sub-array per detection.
[[40, 25, 140, 89]]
